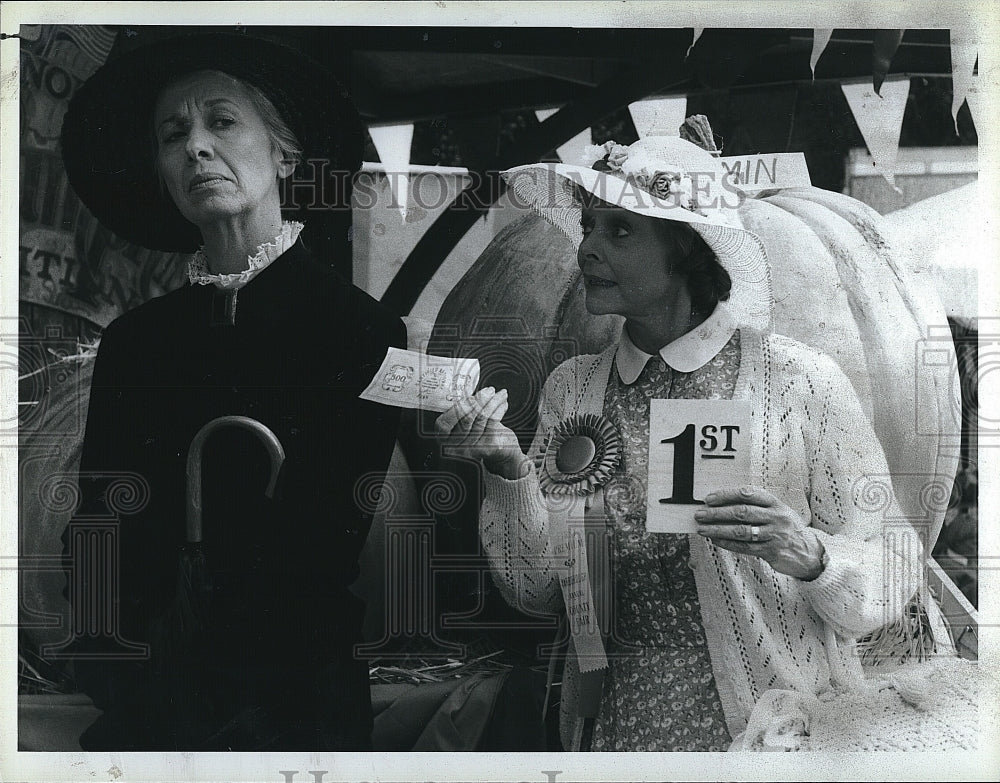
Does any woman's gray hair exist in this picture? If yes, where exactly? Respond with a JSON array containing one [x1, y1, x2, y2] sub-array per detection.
[[239, 77, 303, 168]]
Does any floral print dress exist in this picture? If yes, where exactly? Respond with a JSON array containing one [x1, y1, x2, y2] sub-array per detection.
[[589, 332, 740, 752]]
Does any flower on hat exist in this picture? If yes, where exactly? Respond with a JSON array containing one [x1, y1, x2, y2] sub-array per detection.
[[606, 144, 629, 171], [640, 171, 699, 213], [581, 140, 704, 216], [646, 171, 679, 199], [581, 141, 629, 172]]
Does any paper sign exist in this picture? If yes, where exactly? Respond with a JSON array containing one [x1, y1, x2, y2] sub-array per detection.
[[360, 347, 480, 412], [646, 399, 752, 534], [720, 153, 812, 192]]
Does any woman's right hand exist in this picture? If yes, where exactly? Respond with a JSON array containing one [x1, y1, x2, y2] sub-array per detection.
[[434, 387, 528, 479]]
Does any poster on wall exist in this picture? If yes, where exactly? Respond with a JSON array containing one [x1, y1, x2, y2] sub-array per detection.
[[18, 24, 187, 336]]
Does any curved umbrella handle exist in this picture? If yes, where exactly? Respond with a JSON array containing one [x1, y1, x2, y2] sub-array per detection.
[[185, 415, 286, 544]]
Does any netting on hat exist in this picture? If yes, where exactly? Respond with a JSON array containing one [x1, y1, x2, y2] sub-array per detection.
[[502, 165, 773, 332], [695, 224, 772, 333]]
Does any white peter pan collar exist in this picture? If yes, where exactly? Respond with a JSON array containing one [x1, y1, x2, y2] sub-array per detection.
[[187, 220, 304, 291], [615, 301, 737, 384]]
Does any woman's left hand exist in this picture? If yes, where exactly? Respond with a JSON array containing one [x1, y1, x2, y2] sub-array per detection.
[[694, 486, 826, 581]]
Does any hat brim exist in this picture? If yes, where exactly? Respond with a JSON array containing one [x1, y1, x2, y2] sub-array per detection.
[[60, 31, 365, 253], [505, 163, 730, 228], [502, 163, 772, 332]]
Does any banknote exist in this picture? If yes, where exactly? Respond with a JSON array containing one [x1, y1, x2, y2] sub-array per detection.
[[360, 347, 481, 412]]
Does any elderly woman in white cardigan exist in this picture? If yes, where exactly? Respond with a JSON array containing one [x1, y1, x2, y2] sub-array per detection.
[[435, 136, 972, 752]]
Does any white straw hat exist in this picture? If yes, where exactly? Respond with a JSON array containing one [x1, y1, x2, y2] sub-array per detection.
[[502, 136, 772, 331]]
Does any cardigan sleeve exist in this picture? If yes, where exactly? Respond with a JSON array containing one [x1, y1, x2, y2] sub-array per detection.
[[791, 346, 923, 638], [477, 364, 576, 616]]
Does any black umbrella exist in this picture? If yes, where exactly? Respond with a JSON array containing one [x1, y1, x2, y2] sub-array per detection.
[[147, 416, 285, 747], [176, 415, 285, 651]]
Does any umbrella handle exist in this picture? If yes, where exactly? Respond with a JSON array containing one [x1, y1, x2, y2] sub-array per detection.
[[185, 415, 286, 544]]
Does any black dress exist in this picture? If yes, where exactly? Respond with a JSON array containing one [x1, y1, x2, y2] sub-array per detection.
[[61, 236, 406, 750]]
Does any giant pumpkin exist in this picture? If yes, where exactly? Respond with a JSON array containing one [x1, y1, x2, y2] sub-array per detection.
[[426, 185, 960, 551]]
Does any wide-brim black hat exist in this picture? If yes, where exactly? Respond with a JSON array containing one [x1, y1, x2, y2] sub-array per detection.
[[61, 29, 365, 253]]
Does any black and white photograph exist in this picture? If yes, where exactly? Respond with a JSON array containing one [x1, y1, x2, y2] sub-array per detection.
[[2, 2, 997, 780]]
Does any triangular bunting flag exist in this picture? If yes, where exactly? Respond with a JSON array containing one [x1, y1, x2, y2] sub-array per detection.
[[627, 97, 688, 137], [810, 29, 833, 80], [535, 108, 593, 163], [841, 77, 910, 191], [950, 28, 978, 134], [686, 27, 704, 59], [369, 123, 414, 223], [965, 74, 981, 134]]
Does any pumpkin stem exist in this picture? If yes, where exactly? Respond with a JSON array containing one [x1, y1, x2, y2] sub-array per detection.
[[679, 114, 722, 155]]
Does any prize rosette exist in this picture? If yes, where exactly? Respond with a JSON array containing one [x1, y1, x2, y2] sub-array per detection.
[[535, 413, 622, 496]]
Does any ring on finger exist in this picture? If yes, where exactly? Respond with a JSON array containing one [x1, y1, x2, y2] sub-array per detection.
[[750, 525, 761, 543]]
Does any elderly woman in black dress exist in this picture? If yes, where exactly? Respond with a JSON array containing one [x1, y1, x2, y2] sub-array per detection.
[[59, 30, 404, 750]]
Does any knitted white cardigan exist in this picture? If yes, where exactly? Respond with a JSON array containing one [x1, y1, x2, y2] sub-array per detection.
[[480, 330, 925, 751]]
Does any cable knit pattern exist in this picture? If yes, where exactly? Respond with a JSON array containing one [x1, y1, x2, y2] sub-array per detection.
[[480, 330, 924, 750]]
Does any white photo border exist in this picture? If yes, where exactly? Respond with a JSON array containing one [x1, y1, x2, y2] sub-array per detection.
[[2, 2, 998, 781]]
